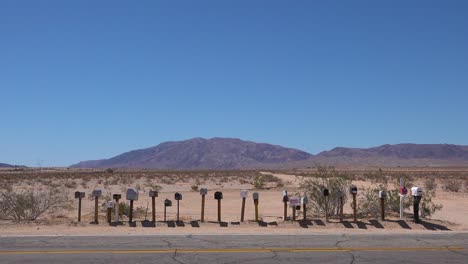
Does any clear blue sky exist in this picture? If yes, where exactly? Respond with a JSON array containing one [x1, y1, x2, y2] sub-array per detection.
[[1, 1, 467, 167]]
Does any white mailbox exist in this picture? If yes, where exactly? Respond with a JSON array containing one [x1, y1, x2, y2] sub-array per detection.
[[106, 201, 114, 209], [92, 189, 102, 198], [253, 192, 259, 200], [282, 190, 288, 197], [200, 188, 208, 195], [411, 187, 423, 197], [379, 191, 387, 198], [126, 188, 139, 201], [301, 196, 309, 204], [240, 190, 248, 198]]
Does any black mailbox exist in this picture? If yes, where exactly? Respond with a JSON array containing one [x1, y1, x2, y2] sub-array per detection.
[[214, 191, 223, 200], [74, 191, 85, 199], [295, 205, 301, 210], [113, 194, 121, 200], [175, 192, 182, 200], [164, 199, 172, 207], [323, 188, 329, 196], [282, 195, 289, 202], [350, 186, 358, 195]]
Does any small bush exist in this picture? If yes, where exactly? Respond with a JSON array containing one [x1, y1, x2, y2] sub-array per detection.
[[191, 185, 199, 191], [442, 179, 462, 192], [0, 187, 70, 222]]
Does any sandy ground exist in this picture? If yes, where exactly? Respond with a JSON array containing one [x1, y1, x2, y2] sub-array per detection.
[[1, 171, 467, 235]]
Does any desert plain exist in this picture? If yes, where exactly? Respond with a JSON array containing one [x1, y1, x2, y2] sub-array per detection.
[[0, 167, 467, 236]]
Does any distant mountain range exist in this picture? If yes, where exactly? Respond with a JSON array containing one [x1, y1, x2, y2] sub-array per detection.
[[0, 163, 25, 168], [70, 138, 468, 169]]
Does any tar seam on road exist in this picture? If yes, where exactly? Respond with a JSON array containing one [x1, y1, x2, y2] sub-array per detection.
[[0, 247, 464, 255]]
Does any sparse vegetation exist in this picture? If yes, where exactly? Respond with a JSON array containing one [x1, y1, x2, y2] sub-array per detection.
[[442, 179, 462, 192]]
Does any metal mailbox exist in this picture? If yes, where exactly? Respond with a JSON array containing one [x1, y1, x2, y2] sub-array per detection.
[[214, 191, 223, 200], [400, 186, 408, 195], [164, 199, 172, 207], [253, 192, 259, 200], [323, 188, 329, 196], [411, 187, 423, 197], [301, 196, 309, 205], [282, 190, 289, 202], [174, 192, 182, 200], [337, 190, 344, 198], [113, 194, 121, 200], [199, 188, 208, 195], [379, 191, 387, 198], [92, 189, 102, 198], [240, 190, 248, 198], [126, 188, 139, 201], [106, 201, 114, 208], [74, 191, 85, 199], [350, 186, 358, 195], [149, 190, 158, 197]]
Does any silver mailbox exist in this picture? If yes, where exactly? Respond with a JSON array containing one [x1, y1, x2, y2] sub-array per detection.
[[411, 187, 423, 197], [106, 201, 114, 208], [240, 190, 248, 198], [301, 196, 309, 204], [92, 189, 102, 198], [149, 190, 158, 197], [253, 192, 259, 200], [199, 188, 208, 195], [126, 188, 139, 201]]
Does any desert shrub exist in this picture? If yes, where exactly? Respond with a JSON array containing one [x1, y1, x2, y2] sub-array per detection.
[[442, 179, 462, 192], [64, 180, 78, 189], [299, 166, 351, 217], [424, 178, 438, 192], [357, 171, 442, 218], [191, 185, 199, 191], [253, 175, 265, 189], [106, 168, 114, 174], [0, 186, 70, 222]]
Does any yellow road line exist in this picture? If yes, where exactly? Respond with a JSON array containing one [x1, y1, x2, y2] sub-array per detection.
[[0, 247, 464, 255]]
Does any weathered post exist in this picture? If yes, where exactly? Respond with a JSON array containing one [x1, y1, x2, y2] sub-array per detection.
[[379, 191, 387, 221], [126, 188, 139, 224], [240, 190, 248, 222], [338, 190, 344, 222], [350, 186, 358, 223], [323, 188, 330, 222], [74, 191, 85, 222], [164, 199, 172, 222], [149, 190, 158, 224], [282, 190, 288, 221], [214, 191, 223, 222], [174, 192, 182, 222], [113, 194, 121, 223], [92, 189, 102, 224], [253, 192, 259, 222], [301, 196, 309, 221], [199, 188, 208, 222]]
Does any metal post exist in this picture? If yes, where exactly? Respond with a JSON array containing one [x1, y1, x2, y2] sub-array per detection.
[[177, 200, 180, 222], [164, 205, 167, 222], [381, 198, 385, 221], [303, 203, 307, 221], [339, 196, 344, 222], [254, 200, 259, 222], [77, 197, 82, 222], [114, 198, 120, 223], [217, 199, 221, 222], [241, 197, 246, 222], [292, 206, 296, 221], [129, 200, 134, 224], [283, 201, 288, 221], [94, 197, 99, 224], [352, 194, 357, 223], [151, 196, 156, 223], [400, 177, 404, 219], [201, 195, 205, 223], [325, 196, 329, 223], [107, 207, 112, 224]]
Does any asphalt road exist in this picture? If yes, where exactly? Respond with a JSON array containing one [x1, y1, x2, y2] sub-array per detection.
[[0, 233, 467, 264]]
